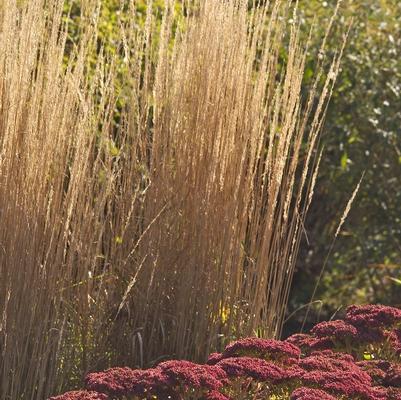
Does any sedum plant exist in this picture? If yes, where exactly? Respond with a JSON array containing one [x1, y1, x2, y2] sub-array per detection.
[[50, 304, 401, 400]]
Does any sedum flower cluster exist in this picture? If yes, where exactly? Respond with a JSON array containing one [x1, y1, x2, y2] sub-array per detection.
[[50, 305, 401, 400]]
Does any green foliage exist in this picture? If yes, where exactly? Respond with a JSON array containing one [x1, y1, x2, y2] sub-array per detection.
[[287, 0, 401, 329]]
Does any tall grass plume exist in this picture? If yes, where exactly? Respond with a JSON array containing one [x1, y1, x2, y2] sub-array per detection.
[[0, 0, 345, 398]]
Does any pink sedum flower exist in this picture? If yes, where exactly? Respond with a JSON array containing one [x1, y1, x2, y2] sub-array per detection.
[[301, 369, 385, 400], [290, 387, 336, 400], [298, 352, 384, 399], [222, 337, 301, 363], [206, 352, 224, 365], [309, 350, 355, 363], [85, 367, 173, 398], [285, 334, 315, 352], [48, 391, 109, 400], [217, 356, 302, 382], [346, 305, 401, 329], [308, 337, 335, 352], [299, 353, 361, 375], [310, 320, 358, 340], [157, 360, 227, 391]]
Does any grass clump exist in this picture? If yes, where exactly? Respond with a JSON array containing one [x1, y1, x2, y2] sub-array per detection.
[[0, 0, 344, 398]]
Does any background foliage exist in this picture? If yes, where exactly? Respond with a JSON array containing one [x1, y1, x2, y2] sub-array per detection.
[[287, 0, 401, 332]]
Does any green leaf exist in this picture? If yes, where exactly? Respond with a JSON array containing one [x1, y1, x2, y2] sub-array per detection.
[[363, 352, 374, 360], [340, 152, 348, 170]]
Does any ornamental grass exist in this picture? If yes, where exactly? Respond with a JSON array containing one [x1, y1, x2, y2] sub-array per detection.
[[50, 305, 401, 400], [1, 0, 344, 398]]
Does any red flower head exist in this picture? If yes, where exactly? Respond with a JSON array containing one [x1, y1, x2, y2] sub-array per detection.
[[301, 370, 385, 399], [310, 320, 358, 340], [309, 337, 335, 352], [48, 391, 109, 400], [285, 334, 315, 352], [300, 352, 362, 379], [85, 367, 173, 398], [157, 360, 227, 391], [207, 352, 224, 365], [290, 387, 336, 400], [217, 356, 302, 383], [309, 350, 355, 363], [222, 337, 301, 363], [346, 305, 401, 330], [299, 352, 383, 399]]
